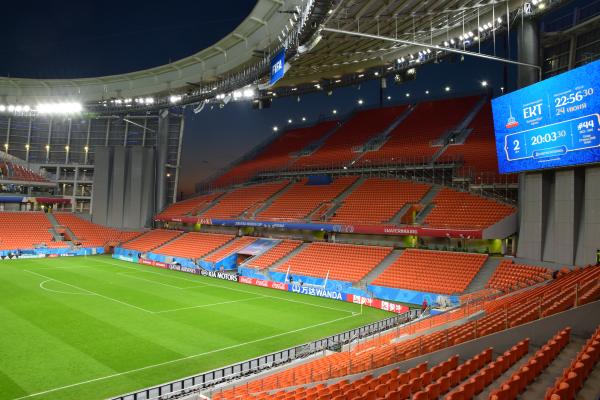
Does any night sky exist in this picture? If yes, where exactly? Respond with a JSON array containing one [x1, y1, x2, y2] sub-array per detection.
[[1, 1, 579, 196]]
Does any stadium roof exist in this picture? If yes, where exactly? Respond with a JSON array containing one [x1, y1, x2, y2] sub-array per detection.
[[0, 0, 554, 111]]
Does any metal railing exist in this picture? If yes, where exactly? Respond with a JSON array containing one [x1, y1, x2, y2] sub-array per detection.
[[111, 309, 420, 400]]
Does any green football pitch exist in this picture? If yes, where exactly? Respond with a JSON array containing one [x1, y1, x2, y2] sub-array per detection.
[[0, 255, 392, 400]]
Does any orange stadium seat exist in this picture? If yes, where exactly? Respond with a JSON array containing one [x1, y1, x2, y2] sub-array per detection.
[[357, 97, 479, 166], [424, 188, 516, 229], [121, 229, 183, 253], [328, 178, 431, 224], [0, 212, 66, 250], [372, 249, 488, 295], [156, 192, 221, 219], [486, 260, 552, 293], [200, 180, 289, 219], [276, 242, 392, 282], [54, 212, 140, 247], [203, 236, 257, 263], [154, 232, 234, 259], [257, 176, 357, 221], [211, 120, 339, 187], [292, 106, 407, 169], [245, 240, 302, 269]]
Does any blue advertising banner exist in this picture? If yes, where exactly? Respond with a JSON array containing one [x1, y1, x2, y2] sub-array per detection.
[[270, 49, 286, 85], [492, 59, 600, 173]]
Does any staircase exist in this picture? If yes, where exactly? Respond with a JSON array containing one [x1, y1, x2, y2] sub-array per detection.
[[194, 192, 227, 216], [414, 185, 442, 224], [317, 176, 366, 221], [292, 121, 343, 158], [354, 105, 416, 154], [268, 242, 309, 272], [250, 180, 295, 219], [45, 213, 78, 243], [388, 204, 414, 226], [355, 249, 403, 290], [463, 256, 503, 294], [146, 231, 186, 252]]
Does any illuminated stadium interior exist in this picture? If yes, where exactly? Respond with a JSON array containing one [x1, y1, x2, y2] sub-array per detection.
[[0, 1, 600, 400]]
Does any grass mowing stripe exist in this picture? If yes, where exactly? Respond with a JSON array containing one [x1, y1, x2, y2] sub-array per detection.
[[153, 296, 266, 314], [95, 258, 355, 315], [24, 270, 154, 314], [9, 313, 358, 400], [0, 256, 391, 400]]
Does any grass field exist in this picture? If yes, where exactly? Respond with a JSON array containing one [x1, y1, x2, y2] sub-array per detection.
[[0, 255, 392, 400]]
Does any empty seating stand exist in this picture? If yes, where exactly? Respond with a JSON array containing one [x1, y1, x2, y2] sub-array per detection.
[[357, 96, 480, 166], [54, 212, 139, 247], [487, 260, 552, 293], [328, 178, 431, 225], [292, 106, 407, 169], [257, 176, 357, 221], [155, 193, 220, 220], [372, 249, 488, 295], [200, 181, 289, 219], [0, 161, 48, 183], [212, 120, 339, 187], [154, 232, 234, 259], [203, 236, 257, 263], [276, 242, 392, 282], [424, 188, 516, 229], [0, 212, 65, 250], [121, 229, 182, 253], [245, 240, 302, 269]]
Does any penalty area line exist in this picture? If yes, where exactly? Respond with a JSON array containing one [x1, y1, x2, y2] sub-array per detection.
[[9, 313, 360, 400]]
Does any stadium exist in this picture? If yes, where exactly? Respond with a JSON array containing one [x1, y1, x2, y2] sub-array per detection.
[[1, 0, 600, 399]]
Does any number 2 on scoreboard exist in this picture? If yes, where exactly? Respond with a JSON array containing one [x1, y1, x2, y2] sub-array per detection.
[[513, 139, 520, 152]]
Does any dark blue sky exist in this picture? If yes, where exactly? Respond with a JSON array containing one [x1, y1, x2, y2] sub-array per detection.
[[0, 1, 255, 78], [1, 1, 579, 196]]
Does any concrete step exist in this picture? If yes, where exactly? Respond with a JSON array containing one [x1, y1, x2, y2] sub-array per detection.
[[148, 230, 186, 252], [463, 256, 503, 294], [415, 203, 436, 224], [311, 176, 366, 222], [48, 228, 64, 242], [45, 213, 79, 242], [293, 121, 343, 157], [577, 360, 600, 400], [356, 249, 403, 289], [194, 192, 228, 216], [388, 203, 414, 226], [353, 105, 416, 154], [269, 242, 309, 272], [475, 347, 533, 400], [249, 180, 295, 219], [520, 338, 584, 400]]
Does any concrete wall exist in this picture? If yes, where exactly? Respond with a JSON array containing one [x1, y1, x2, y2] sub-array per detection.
[[92, 146, 156, 229], [518, 165, 600, 265]]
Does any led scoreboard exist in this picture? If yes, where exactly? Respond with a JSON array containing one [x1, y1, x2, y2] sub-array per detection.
[[492, 60, 600, 173]]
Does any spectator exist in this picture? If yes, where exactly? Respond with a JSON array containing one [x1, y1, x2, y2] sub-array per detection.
[[421, 298, 428, 314]]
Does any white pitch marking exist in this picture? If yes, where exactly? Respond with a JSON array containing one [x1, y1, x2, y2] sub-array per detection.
[[38, 280, 94, 296], [95, 258, 354, 315], [24, 269, 154, 314], [116, 271, 203, 290], [9, 313, 359, 400], [153, 296, 266, 314]]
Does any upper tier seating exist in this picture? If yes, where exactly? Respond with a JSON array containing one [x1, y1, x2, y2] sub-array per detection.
[[292, 106, 407, 168], [372, 249, 488, 295], [357, 96, 479, 166], [486, 260, 552, 293], [245, 240, 303, 269], [328, 178, 431, 224], [214, 265, 600, 400], [0, 212, 66, 250], [439, 102, 514, 183], [54, 212, 140, 247], [203, 236, 257, 263], [0, 161, 48, 183], [154, 232, 234, 259], [257, 176, 358, 221], [276, 242, 392, 282], [121, 229, 182, 253], [200, 181, 289, 219], [211, 121, 338, 187], [424, 188, 516, 229], [156, 193, 221, 220]]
